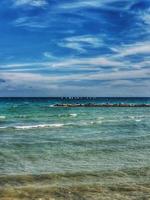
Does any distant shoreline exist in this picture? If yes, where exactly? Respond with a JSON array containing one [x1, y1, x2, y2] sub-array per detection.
[[0, 97, 150, 99], [53, 103, 150, 107]]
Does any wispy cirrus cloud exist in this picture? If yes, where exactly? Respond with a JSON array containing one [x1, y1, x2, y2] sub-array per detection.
[[141, 10, 150, 25], [12, 16, 49, 28], [0, 66, 149, 97], [58, 0, 133, 11], [43, 52, 56, 59], [111, 41, 150, 58], [0, 67, 149, 85], [13, 0, 47, 7], [58, 35, 103, 53], [0, 0, 150, 96], [0, 55, 125, 72]]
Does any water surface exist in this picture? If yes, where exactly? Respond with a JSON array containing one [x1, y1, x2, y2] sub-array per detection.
[[0, 98, 150, 199]]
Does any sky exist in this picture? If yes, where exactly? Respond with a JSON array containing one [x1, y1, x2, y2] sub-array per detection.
[[0, 0, 150, 97]]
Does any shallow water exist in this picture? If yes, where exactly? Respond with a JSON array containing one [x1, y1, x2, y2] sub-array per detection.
[[0, 98, 150, 199]]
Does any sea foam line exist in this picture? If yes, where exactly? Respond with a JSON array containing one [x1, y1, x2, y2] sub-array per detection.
[[15, 123, 64, 130], [69, 113, 77, 117], [0, 116, 144, 130], [0, 123, 64, 130], [0, 116, 6, 119]]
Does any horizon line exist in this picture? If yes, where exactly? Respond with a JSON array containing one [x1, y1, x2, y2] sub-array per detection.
[[0, 96, 150, 99]]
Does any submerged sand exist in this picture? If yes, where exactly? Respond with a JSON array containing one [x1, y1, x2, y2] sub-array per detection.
[[0, 167, 150, 200]]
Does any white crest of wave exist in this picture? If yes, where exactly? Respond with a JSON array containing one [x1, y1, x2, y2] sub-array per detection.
[[0, 116, 6, 119], [15, 123, 64, 130], [0, 126, 6, 129], [135, 119, 142, 122], [128, 116, 143, 122], [69, 113, 77, 117]]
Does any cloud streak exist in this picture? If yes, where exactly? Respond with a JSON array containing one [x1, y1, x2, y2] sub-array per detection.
[[13, 0, 47, 7], [0, 0, 150, 96], [59, 35, 103, 53]]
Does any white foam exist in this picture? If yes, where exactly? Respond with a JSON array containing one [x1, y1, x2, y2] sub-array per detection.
[[89, 120, 102, 125], [49, 105, 54, 107], [0, 116, 6, 119], [128, 116, 143, 122], [0, 126, 7, 129], [69, 113, 77, 117], [96, 120, 103, 124], [14, 123, 64, 130], [128, 116, 136, 119], [135, 119, 142, 122]]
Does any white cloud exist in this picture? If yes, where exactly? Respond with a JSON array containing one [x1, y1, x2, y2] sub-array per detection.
[[43, 52, 55, 59], [59, 0, 117, 10], [141, 10, 150, 25], [111, 41, 150, 57], [50, 56, 126, 68], [13, 17, 49, 28], [0, 62, 45, 68], [66, 35, 102, 47], [13, 0, 47, 7], [0, 55, 128, 71], [1, 67, 149, 84], [59, 41, 86, 53], [0, 67, 150, 97], [84, 68, 149, 81], [59, 1, 101, 10], [59, 35, 103, 52], [59, 0, 132, 11], [122, 42, 150, 56]]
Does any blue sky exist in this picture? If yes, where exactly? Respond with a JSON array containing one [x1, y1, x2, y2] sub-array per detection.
[[0, 0, 150, 97]]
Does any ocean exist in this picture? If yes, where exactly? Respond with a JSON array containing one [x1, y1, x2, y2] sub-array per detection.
[[0, 97, 150, 199]]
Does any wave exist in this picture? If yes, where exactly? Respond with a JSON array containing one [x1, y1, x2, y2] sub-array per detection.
[[127, 115, 144, 119], [126, 116, 145, 122], [0, 120, 101, 130], [15, 123, 64, 130], [66, 120, 103, 127], [0, 115, 6, 120], [98, 116, 144, 123], [0, 126, 7, 129], [69, 113, 77, 117], [0, 123, 64, 130], [49, 105, 54, 107], [0, 116, 144, 130], [58, 113, 78, 118]]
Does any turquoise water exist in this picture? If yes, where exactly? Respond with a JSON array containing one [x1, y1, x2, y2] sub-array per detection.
[[0, 98, 150, 199]]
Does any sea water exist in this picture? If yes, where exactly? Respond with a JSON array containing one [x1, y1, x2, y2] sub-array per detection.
[[0, 98, 150, 199]]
